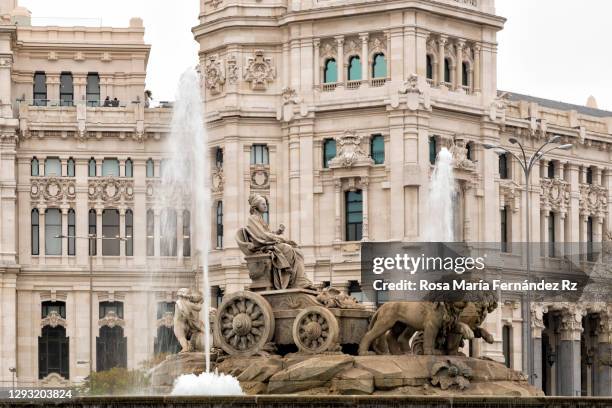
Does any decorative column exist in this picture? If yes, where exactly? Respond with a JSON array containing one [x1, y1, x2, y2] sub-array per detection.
[[361, 177, 369, 241], [334, 179, 342, 242], [73, 73, 88, 104], [437, 36, 446, 86], [558, 306, 584, 396], [596, 309, 612, 396], [474, 44, 481, 94], [46, 73, 60, 103], [455, 40, 464, 90], [360, 33, 369, 83], [313, 39, 320, 87], [335, 36, 344, 85]]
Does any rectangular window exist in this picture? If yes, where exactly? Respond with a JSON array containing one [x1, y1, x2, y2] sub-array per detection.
[[429, 136, 437, 165], [345, 190, 363, 241], [45, 157, 62, 176], [32, 209, 39, 255], [160, 209, 177, 256], [102, 158, 119, 177], [102, 209, 120, 256], [499, 153, 509, 179], [216, 202, 223, 249], [67, 158, 75, 177], [86, 73, 100, 107], [502, 325, 511, 368], [587, 216, 594, 262], [250, 144, 269, 165], [548, 212, 555, 258], [370, 134, 384, 165], [45, 208, 62, 255], [586, 167, 593, 184], [323, 139, 336, 168], [33, 72, 47, 106], [59, 72, 73, 107], [547, 161, 555, 178], [500, 207, 508, 253], [147, 210, 154, 256], [89, 209, 97, 256], [183, 210, 191, 256], [68, 209, 75, 256], [126, 210, 133, 257]]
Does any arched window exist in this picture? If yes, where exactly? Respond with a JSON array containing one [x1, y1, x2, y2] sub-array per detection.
[[370, 134, 384, 165], [31, 209, 39, 255], [323, 58, 337, 83], [67, 157, 75, 177], [88, 209, 97, 256], [45, 208, 62, 255], [161, 209, 177, 256], [323, 139, 336, 169], [183, 210, 191, 257], [39, 325, 69, 380], [146, 158, 154, 178], [216, 202, 223, 249], [45, 157, 61, 176], [31, 157, 39, 176], [428, 136, 437, 165], [461, 62, 469, 87], [502, 325, 512, 368], [125, 158, 133, 178], [33, 72, 47, 106], [68, 209, 76, 256], [102, 158, 119, 177], [348, 56, 362, 81], [88, 158, 96, 177], [125, 209, 133, 257], [444, 58, 451, 83], [59, 72, 73, 106], [345, 190, 363, 241], [146, 209, 154, 256], [86, 73, 100, 107], [372, 53, 386, 78], [426, 55, 434, 80], [102, 209, 120, 256]]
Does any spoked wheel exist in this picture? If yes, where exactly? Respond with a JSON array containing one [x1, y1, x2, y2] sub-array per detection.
[[292, 306, 339, 354], [214, 291, 275, 357]]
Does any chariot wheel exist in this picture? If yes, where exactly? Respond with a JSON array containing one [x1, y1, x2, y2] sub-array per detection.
[[292, 306, 339, 354], [214, 291, 275, 357]]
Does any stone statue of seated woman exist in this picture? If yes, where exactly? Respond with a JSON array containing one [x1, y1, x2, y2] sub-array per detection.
[[236, 193, 314, 291]]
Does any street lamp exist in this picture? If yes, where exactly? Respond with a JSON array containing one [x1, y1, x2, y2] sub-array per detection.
[[483, 136, 572, 386], [55, 234, 130, 380]]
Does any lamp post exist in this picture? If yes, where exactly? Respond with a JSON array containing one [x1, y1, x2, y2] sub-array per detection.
[[483, 136, 572, 386], [55, 233, 129, 381]]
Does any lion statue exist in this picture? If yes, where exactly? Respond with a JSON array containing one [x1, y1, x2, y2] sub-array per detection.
[[358, 301, 474, 356], [174, 288, 205, 353]]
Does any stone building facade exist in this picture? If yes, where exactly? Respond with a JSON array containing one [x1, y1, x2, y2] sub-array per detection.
[[193, 0, 612, 396], [0, 0, 610, 397]]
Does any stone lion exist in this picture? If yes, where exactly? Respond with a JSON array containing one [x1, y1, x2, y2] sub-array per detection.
[[174, 288, 205, 353], [358, 301, 474, 356]]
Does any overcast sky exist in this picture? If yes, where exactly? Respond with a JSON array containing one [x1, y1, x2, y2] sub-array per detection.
[[19, 0, 612, 111]]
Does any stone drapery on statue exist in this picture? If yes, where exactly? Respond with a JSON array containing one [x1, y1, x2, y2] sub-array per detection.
[[236, 193, 314, 290], [173, 288, 205, 353]]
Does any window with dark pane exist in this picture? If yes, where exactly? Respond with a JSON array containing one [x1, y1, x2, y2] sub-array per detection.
[[31, 208, 40, 255], [345, 190, 363, 241], [370, 134, 384, 164], [147, 209, 154, 256], [102, 209, 120, 256], [68, 209, 76, 256], [125, 209, 133, 256], [67, 157, 75, 177], [250, 144, 269, 165], [323, 139, 336, 168], [59, 72, 73, 106], [45, 208, 62, 255], [33, 72, 47, 106], [183, 210, 191, 256], [86, 73, 100, 107], [324, 58, 337, 83]]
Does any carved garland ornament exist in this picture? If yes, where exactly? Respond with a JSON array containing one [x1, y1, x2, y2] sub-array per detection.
[[31, 177, 77, 203], [328, 130, 374, 168], [579, 183, 608, 217], [244, 50, 276, 91], [41, 311, 67, 329], [88, 177, 135, 202], [98, 310, 125, 328], [540, 178, 570, 212], [157, 311, 175, 329], [226, 55, 239, 84]]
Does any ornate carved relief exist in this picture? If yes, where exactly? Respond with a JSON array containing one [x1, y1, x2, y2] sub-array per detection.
[[329, 130, 374, 168], [344, 38, 360, 57], [320, 40, 337, 60], [579, 183, 608, 217], [98, 310, 125, 328], [212, 167, 224, 193], [244, 50, 276, 91], [88, 177, 134, 203], [499, 179, 520, 212], [226, 55, 239, 84], [204, 54, 226, 95], [540, 178, 570, 212], [39, 372, 70, 386], [368, 35, 387, 57], [450, 137, 475, 171], [31, 177, 76, 204], [41, 311, 67, 329], [250, 166, 270, 190]]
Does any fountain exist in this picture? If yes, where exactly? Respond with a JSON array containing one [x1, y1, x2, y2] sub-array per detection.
[[424, 147, 455, 242]]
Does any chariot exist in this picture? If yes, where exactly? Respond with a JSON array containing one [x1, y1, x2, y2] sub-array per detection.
[[212, 252, 373, 357]]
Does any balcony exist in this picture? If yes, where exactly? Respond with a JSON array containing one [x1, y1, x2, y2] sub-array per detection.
[[346, 80, 362, 90], [321, 83, 338, 92], [370, 78, 387, 87]]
